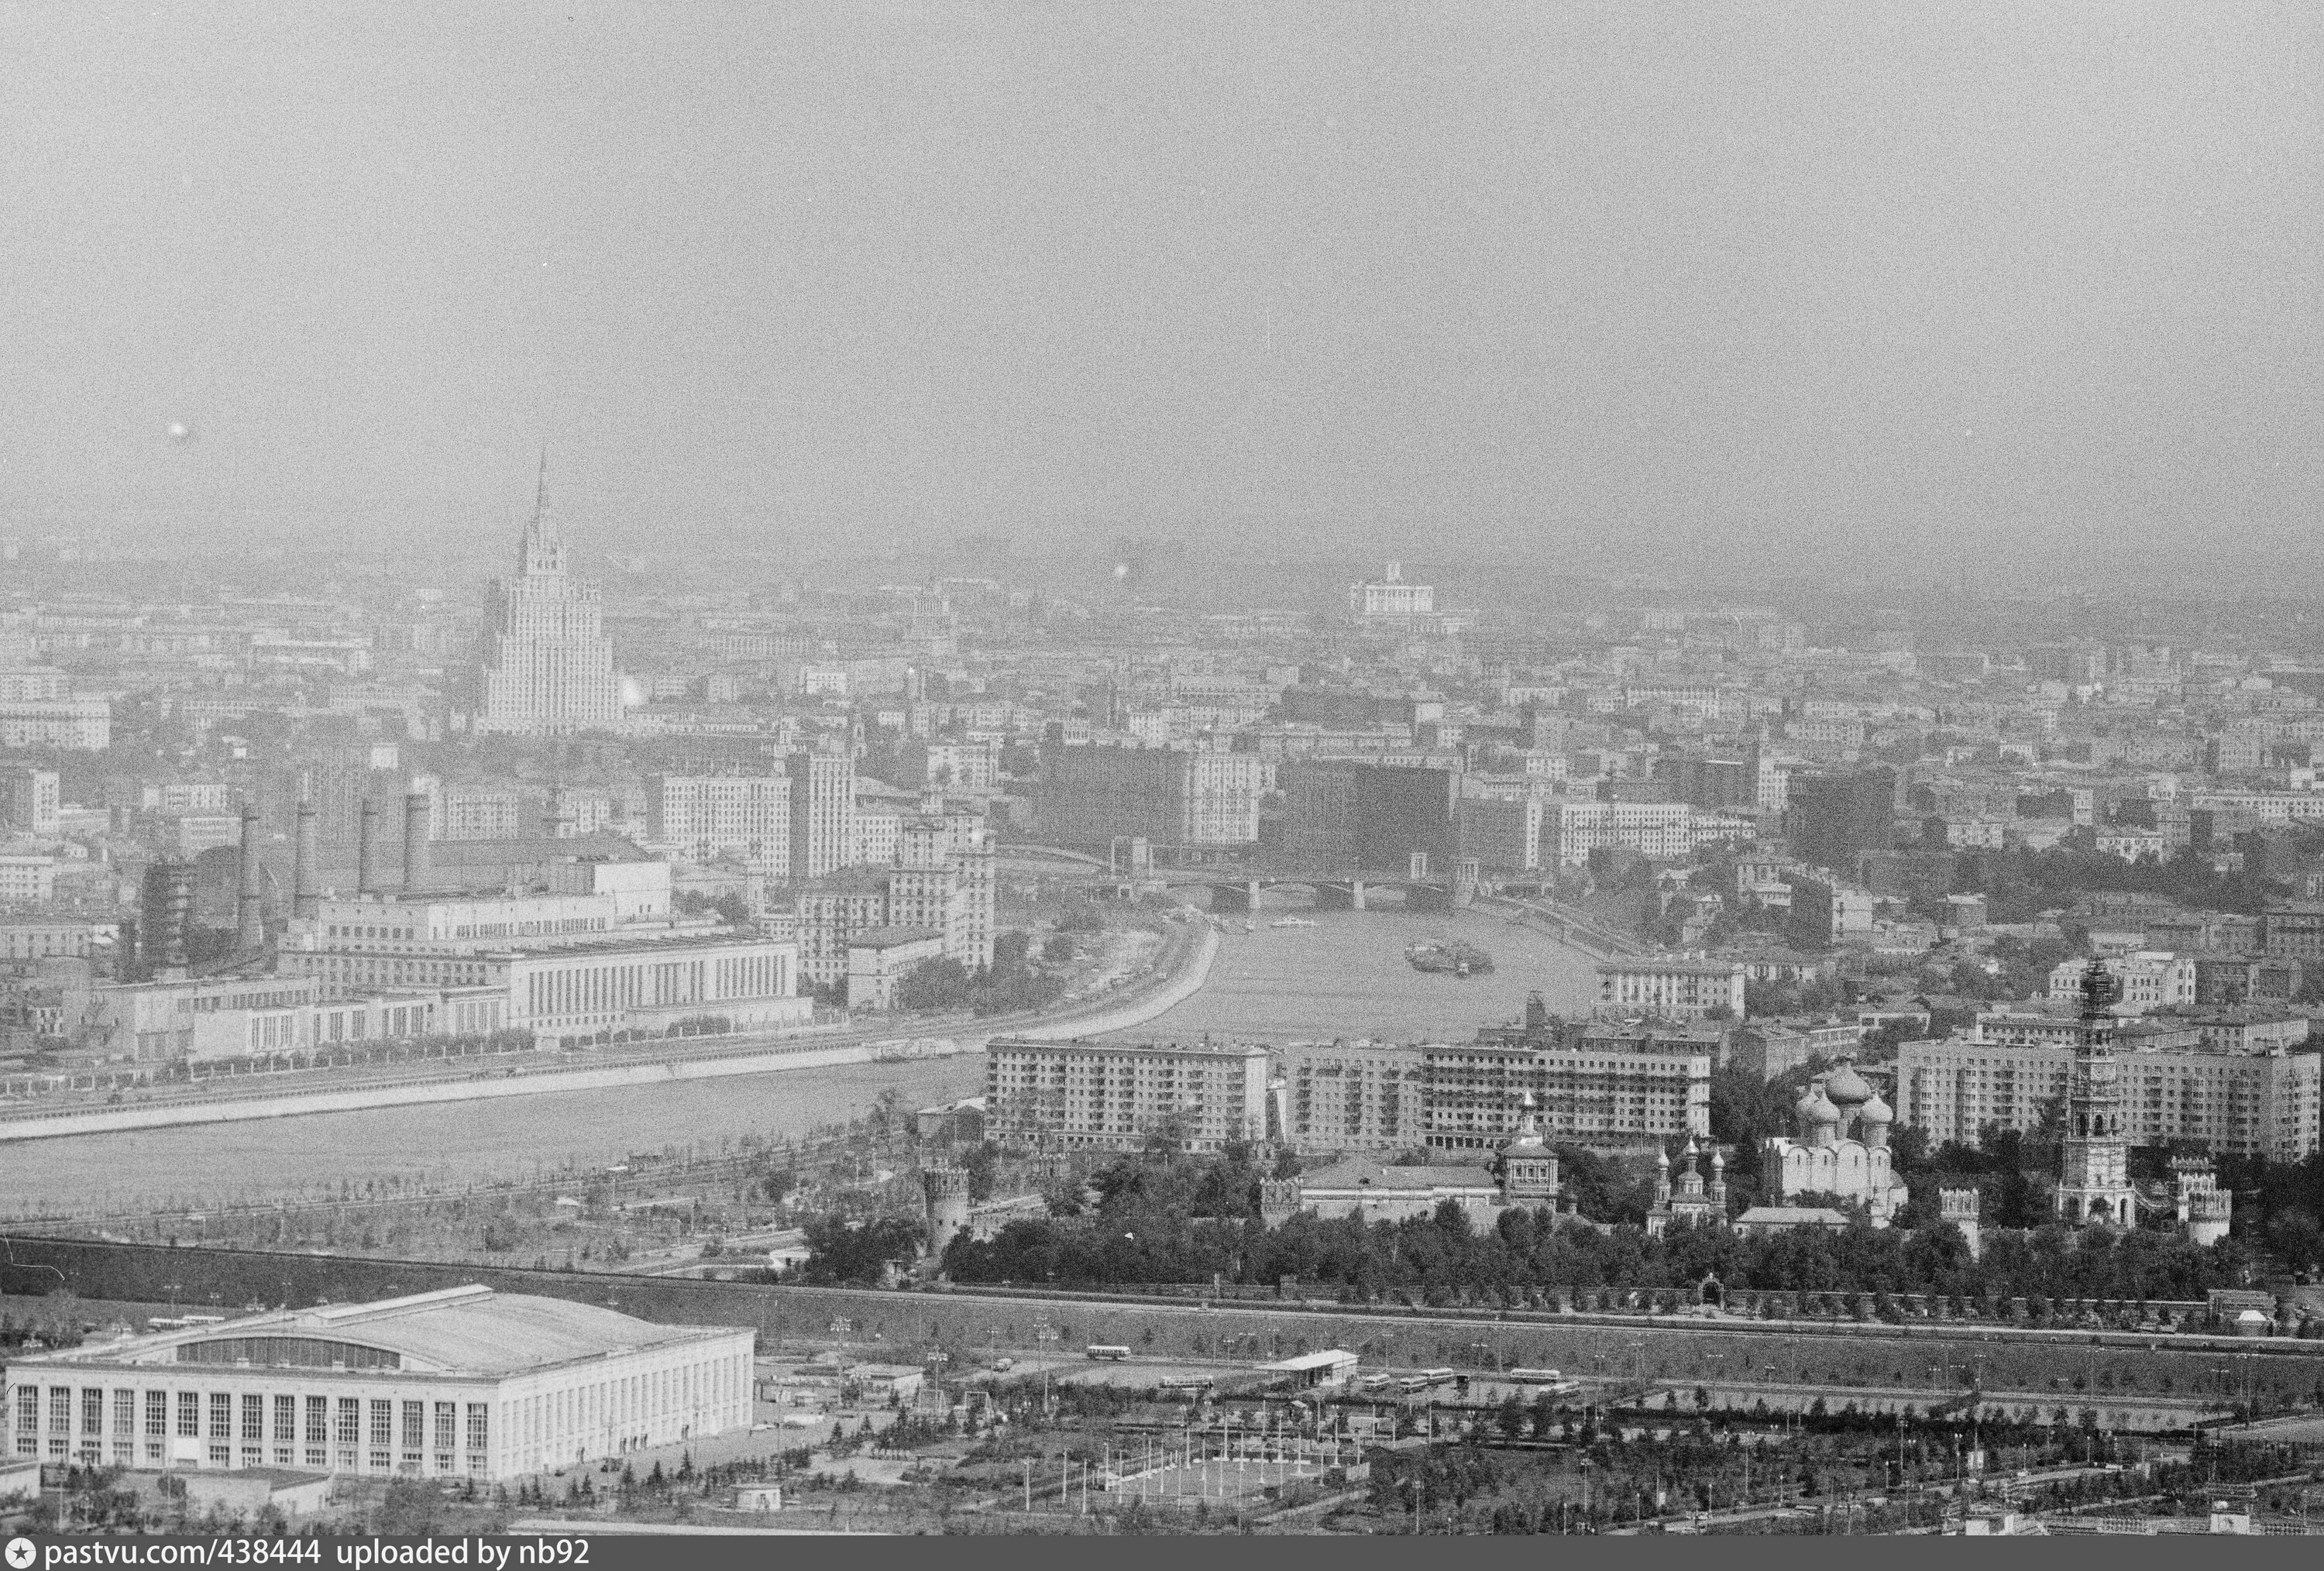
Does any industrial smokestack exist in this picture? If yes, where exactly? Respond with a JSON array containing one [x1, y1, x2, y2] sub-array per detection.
[[402, 791, 431, 893], [234, 803, 264, 952], [292, 799, 320, 920], [356, 798, 380, 896]]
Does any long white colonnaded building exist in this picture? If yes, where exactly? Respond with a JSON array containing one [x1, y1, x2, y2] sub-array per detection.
[[4, 1286, 754, 1482]]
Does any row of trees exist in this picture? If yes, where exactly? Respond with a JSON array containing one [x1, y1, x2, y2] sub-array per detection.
[[924, 1143, 2254, 1301], [893, 930, 1071, 1016]]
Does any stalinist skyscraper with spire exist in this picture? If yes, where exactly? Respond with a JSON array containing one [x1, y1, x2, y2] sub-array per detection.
[[471, 459, 624, 736]]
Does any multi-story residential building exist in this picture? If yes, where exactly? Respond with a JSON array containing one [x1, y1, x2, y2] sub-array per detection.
[[1784, 873, 1875, 947], [1276, 1039, 1425, 1154], [2264, 902, 2324, 962], [2182, 1007, 2315, 1055], [788, 870, 889, 990], [1593, 957, 1747, 1020], [905, 740, 1002, 793], [2189, 791, 2324, 826], [5, 769, 60, 838], [884, 815, 995, 974], [0, 854, 57, 903], [647, 775, 792, 878], [1455, 791, 1543, 872], [0, 920, 103, 961], [1542, 799, 1731, 868], [2, 1286, 752, 1481], [2046, 951, 2198, 1015], [421, 782, 535, 843], [1896, 1035, 2324, 1160], [1729, 1016, 1866, 1080], [785, 750, 856, 882], [985, 1037, 1272, 1153], [787, 807, 994, 986], [471, 468, 624, 737], [1182, 751, 1266, 847], [851, 803, 902, 868], [1037, 743, 1263, 854], [1422, 1030, 1710, 1152]]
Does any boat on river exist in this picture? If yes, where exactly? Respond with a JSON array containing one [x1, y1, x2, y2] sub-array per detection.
[[1406, 940, 1494, 978]]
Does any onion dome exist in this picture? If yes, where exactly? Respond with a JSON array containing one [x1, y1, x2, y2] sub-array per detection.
[[1859, 1091, 1894, 1126], [1796, 1087, 1841, 1127], [1655, 1143, 1671, 1168], [1823, 1061, 1873, 1105]]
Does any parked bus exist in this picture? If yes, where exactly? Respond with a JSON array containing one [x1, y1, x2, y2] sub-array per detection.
[[1508, 1369, 1581, 1394], [1086, 1344, 1133, 1361], [1415, 1367, 1457, 1387], [1158, 1377, 1212, 1393]]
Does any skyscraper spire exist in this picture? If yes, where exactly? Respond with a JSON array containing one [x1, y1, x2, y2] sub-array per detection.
[[520, 449, 565, 577]]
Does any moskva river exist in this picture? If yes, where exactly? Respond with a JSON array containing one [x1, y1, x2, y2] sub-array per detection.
[[7, 905, 1594, 1218]]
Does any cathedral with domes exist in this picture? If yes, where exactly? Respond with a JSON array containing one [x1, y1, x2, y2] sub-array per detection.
[[1758, 1057, 1910, 1226]]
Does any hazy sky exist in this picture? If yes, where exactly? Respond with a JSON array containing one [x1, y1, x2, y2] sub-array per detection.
[[4, 2, 2317, 572]]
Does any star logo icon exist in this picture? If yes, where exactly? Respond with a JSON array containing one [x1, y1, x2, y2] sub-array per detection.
[[5, 1536, 36, 1569]]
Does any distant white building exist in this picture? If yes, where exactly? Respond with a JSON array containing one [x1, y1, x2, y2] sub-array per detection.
[[1348, 562, 1434, 619], [1595, 957, 1747, 1020]]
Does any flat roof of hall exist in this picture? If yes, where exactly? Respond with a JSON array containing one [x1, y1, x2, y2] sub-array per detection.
[[10, 1285, 743, 1379]]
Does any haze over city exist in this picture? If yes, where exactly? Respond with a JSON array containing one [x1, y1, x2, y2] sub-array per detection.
[[5, 2, 2317, 581], [12, 1, 2324, 1545]]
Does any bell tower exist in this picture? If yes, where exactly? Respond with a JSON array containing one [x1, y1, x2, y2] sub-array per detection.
[[2056, 959, 2137, 1227]]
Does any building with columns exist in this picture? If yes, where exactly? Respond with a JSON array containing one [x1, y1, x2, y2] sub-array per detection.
[[3, 1286, 751, 1482]]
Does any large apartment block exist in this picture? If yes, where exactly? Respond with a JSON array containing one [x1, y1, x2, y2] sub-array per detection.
[[985, 1037, 1271, 1153], [1277, 1040, 1426, 1154], [785, 751, 857, 882], [647, 774, 792, 878], [1896, 1035, 2323, 1160], [1033, 743, 1263, 853], [1421, 1036, 1711, 1152]]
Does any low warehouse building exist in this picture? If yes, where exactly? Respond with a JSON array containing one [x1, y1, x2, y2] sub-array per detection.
[[4, 1285, 753, 1482]]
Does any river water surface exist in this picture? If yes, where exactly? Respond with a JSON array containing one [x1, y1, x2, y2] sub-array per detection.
[[9, 906, 1594, 1217]]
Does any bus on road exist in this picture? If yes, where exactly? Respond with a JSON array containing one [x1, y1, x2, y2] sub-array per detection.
[[1508, 1369, 1582, 1394], [1086, 1344, 1133, 1361]]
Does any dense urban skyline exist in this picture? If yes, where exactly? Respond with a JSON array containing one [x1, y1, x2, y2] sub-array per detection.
[[9, 2, 2324, 1540]]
